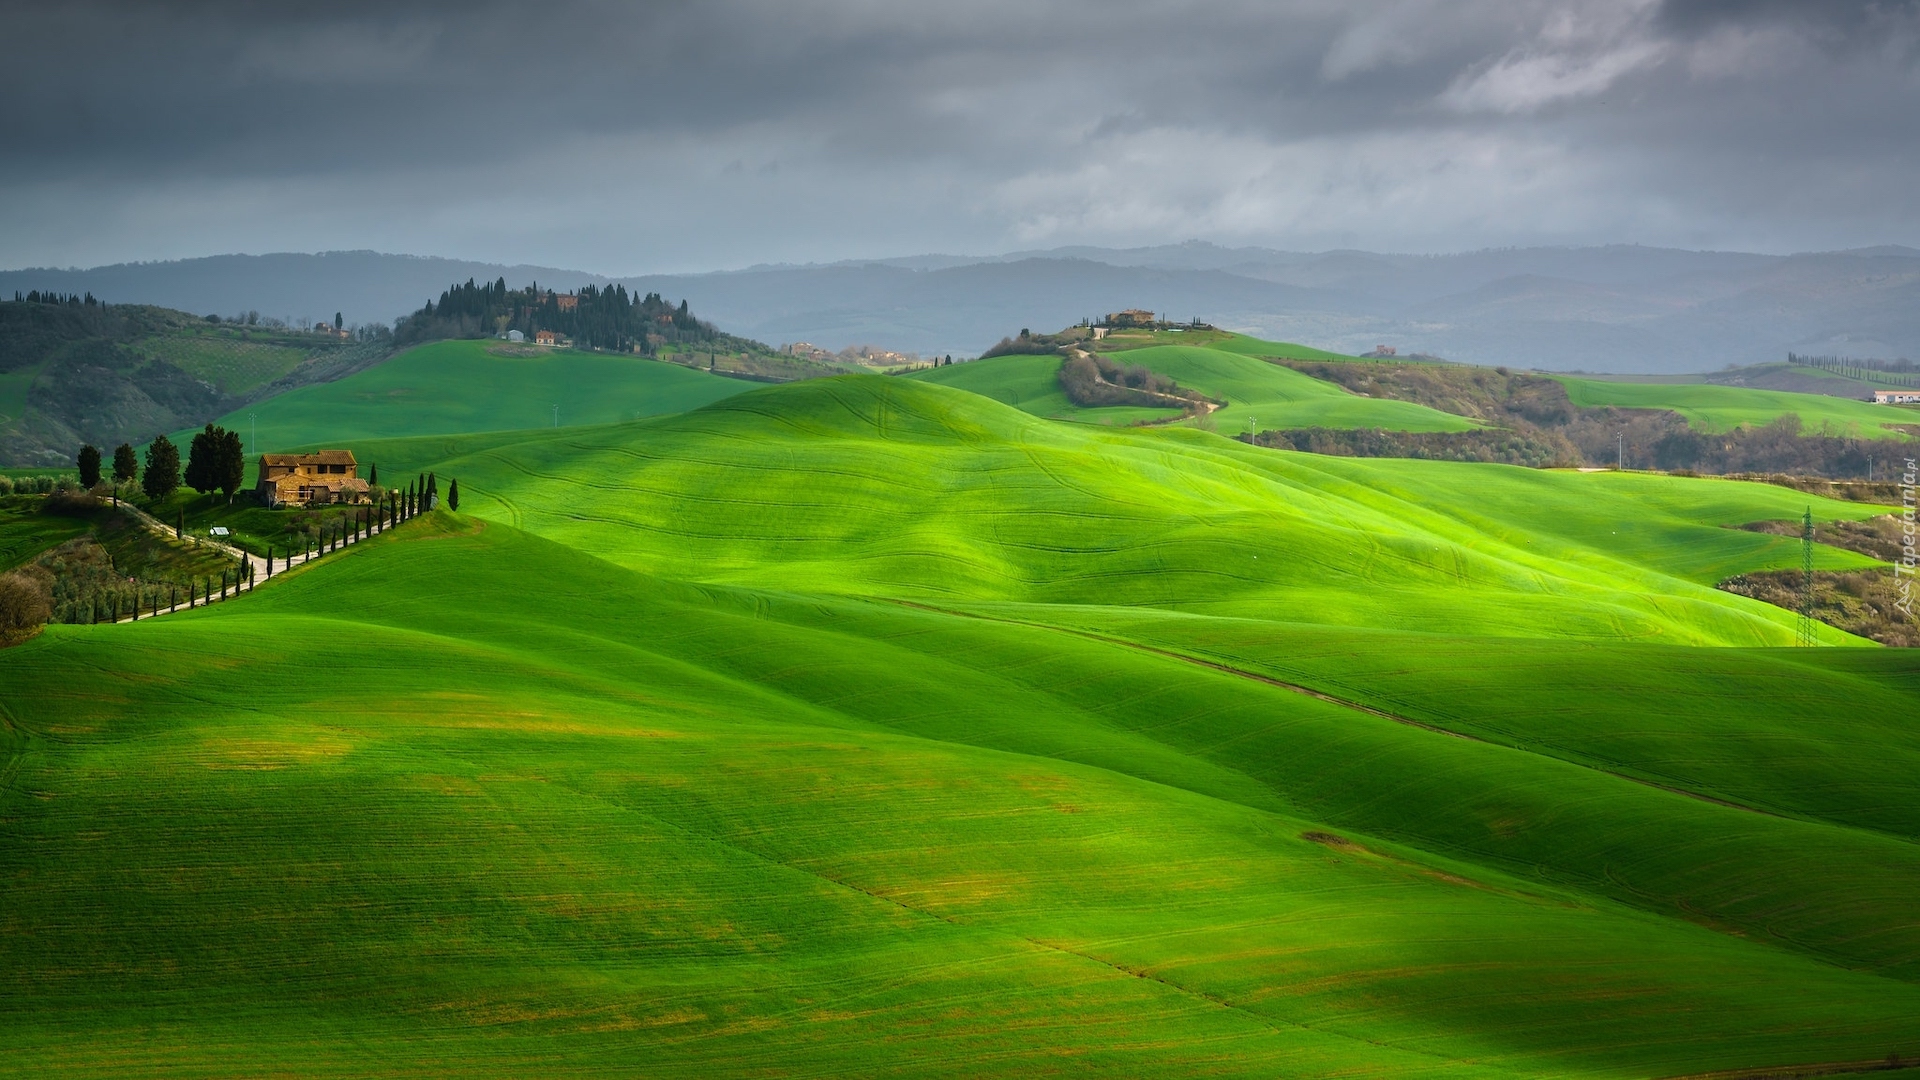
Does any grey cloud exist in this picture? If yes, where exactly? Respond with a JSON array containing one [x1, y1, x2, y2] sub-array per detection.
[[2, 0, 1918, 271]]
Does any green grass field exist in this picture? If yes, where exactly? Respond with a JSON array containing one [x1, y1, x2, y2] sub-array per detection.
[[193, 339, 756, 451], [4, 369, 1918, 1077], [914, 344, 1477, 434], [0, 495, 91, 570], [907, 352, 1186, 424], [1560, 375, 1919, 438]]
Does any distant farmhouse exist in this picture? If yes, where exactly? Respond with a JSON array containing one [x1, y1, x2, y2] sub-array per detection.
[[555, 293, 579, 312], [535, 330, 561, 346], [1095, 310, 1217, 333], [256, 451, 369, 508], [782, 342, 834, 362], [1871, 389, 1920, 404], [1362, 345, 1399, 358]]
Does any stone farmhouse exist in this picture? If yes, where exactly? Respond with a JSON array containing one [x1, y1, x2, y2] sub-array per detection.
[[1871, 389, 1920, 405], [255, 450, 370, 508]]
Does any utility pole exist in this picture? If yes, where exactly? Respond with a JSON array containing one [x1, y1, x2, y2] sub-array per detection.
[[1616, 431, 1624, 471], [552, 404, 560, 428]]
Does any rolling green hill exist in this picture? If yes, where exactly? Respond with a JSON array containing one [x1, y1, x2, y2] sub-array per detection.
[[912, 343, 1477, 433], [197, 338, 757, 450], [1560, 376, 1917, 439], [3, 508, 1919, 1076], [4, 370, 1917, 1077], [350, 376, 1878, 646]]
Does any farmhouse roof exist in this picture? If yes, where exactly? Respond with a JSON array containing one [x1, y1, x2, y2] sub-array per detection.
[[259, 450, 357, 467]]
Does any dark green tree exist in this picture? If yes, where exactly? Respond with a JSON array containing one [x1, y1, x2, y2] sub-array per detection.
[[426, 473, 438, 510], [76, 444, 101, 488], [185, 424, 221, 494], [143, 435, 180, 500], [112, 443, 138, 485], [216, 427, 245, 500], [368, 462, 378, 486], [333, 311, 343, 331], [447, 478, 459, 511]]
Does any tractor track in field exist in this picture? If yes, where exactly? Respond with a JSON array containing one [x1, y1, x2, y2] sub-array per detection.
[[882, 598, 1794, 824]]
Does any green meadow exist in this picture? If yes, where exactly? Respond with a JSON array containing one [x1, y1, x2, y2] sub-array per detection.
[[194, 338, 754, 450], [1560, 375, 1918, 438], [912, 343, 1476, 433], [4, 361, 1918, 1076]]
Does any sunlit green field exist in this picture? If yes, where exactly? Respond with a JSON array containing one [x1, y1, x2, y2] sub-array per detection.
[[913, 344, 1477, 434], [1560, 375, 1918, 438], [4, 369, 1917, 1077], [195, 338, 755, 450]]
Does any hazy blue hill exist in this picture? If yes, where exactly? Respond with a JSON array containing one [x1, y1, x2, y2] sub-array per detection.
[[13, 245, 1920, 372]]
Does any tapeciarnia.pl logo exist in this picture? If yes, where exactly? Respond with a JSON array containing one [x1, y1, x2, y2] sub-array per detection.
[[1898, 458, 1916, 620]]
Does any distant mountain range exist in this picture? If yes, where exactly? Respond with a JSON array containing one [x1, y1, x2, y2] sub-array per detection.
[[7, 243, 1919, 374]]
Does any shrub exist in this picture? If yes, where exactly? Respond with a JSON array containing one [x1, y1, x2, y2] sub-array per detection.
[[0, 568, 53, 643]]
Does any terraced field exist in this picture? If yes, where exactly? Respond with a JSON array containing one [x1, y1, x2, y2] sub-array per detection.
[[138, 332, 315, 395], [4, 369, 1916, 1077]]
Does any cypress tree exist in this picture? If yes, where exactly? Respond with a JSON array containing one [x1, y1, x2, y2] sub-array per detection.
[[77, 444, 102, 489], [369, 462, 378, 486], [185, 424, 219, 494], [448, 478, 459, 511], [427, 473, 438, 510], [143, 435, 181, 501], [216, 428, 245, 502], [112, 443, 138, 486]]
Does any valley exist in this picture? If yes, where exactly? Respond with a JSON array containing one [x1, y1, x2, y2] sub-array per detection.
[[1, 309, 1916, 1078]]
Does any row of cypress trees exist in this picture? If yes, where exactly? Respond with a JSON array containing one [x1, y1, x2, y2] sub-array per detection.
[[75, 424, 243, 502]]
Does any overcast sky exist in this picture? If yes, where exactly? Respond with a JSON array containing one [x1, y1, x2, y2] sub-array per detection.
[[3, 0, 1917, 273]]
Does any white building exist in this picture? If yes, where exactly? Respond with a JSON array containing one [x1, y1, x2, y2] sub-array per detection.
[[1870, 389, 1920, 404], [506, 329, 524, 342]]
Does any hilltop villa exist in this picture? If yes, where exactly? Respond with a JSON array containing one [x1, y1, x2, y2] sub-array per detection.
[[255, 450, 370, 508]]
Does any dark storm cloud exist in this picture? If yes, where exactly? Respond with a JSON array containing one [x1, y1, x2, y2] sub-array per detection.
[[1657, 0, 1920, 36], [3, 1, 1920, 270]]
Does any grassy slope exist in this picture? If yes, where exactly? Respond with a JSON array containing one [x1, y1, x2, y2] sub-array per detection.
[[913, 345, 1477, 433], [1561, 376, 1918, 439], [7, 374, 1920, 1077], [0, 495, 90, 570], [138, 330, 315, 395], [908, 353, 1182, 424], [1210, 333, 1361, 362], [357, 376, 1881, 646], [0, 362, 35, 426], [4, 516, 1920, 1077], [195, 339, 756, 452]]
